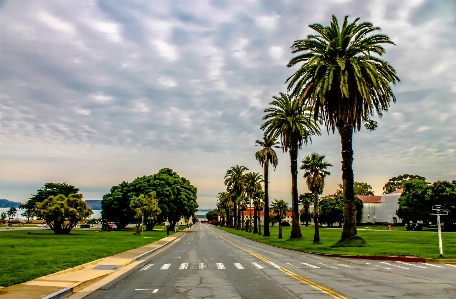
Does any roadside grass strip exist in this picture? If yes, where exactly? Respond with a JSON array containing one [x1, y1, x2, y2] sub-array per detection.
[[213, 229, 348, 299]]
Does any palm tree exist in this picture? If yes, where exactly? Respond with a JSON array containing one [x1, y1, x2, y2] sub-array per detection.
[[261, 93, 320, 238], [271, 199, 289, 239], [224, 165, 248, 230], [217, 192, 231, 226], [238, 194, 248, 231], [300, 153, 332, 243], [252, 189, 264, 235], [286, 15, 399, 245], [299, 193, 313, 227], [255, 135, 279, 237], [243, 172, 264, 234]]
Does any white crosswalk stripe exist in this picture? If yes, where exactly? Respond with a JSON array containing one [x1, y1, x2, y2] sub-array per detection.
[[252, 262, 264, 269], [396, 261, 427, 268], [140, 264, 154, 271], [234, 263, 245, 269], [269, 262, 280, 269], [301, 262, 320, 269], [216, 263, 225, 269], [160, 264, 171, 270], [179, 263, 189, 269], [380, 262, 409, 269], [199, 263, 205, 269]]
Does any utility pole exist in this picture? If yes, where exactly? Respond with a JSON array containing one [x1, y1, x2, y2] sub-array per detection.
[[430, 205, 448, 257]]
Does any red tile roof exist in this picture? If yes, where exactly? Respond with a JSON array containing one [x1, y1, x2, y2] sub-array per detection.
[[358, 195, 382, 203]]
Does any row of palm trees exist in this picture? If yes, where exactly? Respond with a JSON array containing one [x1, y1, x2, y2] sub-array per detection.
[[219, 15, 399, 246]]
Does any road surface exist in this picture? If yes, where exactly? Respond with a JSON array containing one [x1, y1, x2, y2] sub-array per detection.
[[84, 223, 456, 299]]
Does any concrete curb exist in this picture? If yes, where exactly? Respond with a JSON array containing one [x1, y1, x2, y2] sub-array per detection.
[[40, 230, 188, 299]]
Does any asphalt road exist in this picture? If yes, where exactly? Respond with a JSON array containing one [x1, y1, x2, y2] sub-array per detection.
[[85, 223, 456, 299]]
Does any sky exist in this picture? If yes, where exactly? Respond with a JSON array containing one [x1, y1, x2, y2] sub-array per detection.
[[0, 0, 455, 209]]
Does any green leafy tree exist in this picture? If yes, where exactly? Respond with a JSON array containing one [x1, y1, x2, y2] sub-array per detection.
[[320, 195, 363, 227], [1, 212, 6, 222], [224, 165, 248, 230], [261, 93, 320, 238], [206, 209, 219, 222], [255, 134, 279, 236], [243, 172, 263, 234], [396, 179, 430, 224], [101, 181, 134, 230], [299, 193, 313, 226], [217, 192, 232, 227], [22, 183, 80, 219], [130, 193, 161, 235], [7, 207, 17, 224], [35, 194, 92, 234], [427, 181, 456, 230], [271, 199, 289, 239], [335, 181, 375, 196], [383, 174, 426, 194], [300, 153, 332, 243], [287, 16, 399, 246]]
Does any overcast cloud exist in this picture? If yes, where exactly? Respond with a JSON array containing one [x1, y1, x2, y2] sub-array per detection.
[[1, 0, 455, 209]]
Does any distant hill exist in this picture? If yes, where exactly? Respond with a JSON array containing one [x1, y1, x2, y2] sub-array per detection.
[[0, 199, 22, 208], [85, 200, 102, 210]]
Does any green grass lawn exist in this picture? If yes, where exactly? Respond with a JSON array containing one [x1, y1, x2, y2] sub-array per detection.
[[217, 225, 456, 259], [0, 227, 176, 287]]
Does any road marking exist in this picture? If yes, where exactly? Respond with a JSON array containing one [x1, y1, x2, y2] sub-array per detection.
[[319, 263, 337, 269], [179, 263, 189, 269], [396, 261, 427, 268], [216, 263, 225, 269], [269, 262, 280, 269], [373, 264, 391, 270], [152, 288, 158, 293], [380, 262, 409, 269], [444, 264, 456, 268], [140, 264, 154, 271], [211, 228, 348, 299], [252, 262, 264, 269], [286, 262, 300, 269], [337, 264, 353, 269], [422, 263, 443, 268], [301, 262, 320, 269], [234, 263, 245, 269], [160, 264, 171, 270], [199, 263, 205, 269], [135, 289, 151, 291]]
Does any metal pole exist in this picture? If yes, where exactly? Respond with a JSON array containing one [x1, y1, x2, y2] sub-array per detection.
[[437, 214, 443, 257], [142, 215, 144, 246]]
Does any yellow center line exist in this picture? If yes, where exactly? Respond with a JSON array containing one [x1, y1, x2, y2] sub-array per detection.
[[213, 229, 348, 299]]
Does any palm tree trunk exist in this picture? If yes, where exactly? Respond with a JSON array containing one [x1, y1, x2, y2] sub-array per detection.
[[339, 125, 358, 241], [241, 211, 245, 231], [233, 202, 237, 229], [237, 208, 241, 230], [263, 162, 270, 236], [278, 223, 283, 239], [253, 206, 258, 233], [289, 148, 302, 238], [258, 213, 262, 235], [313, 192, 320, 243]]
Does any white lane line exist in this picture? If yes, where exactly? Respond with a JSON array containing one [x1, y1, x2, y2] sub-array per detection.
[[252, 262, 264, 269], [216, 263, 225, 269], [444, 264, 456, 268], [337, 264, 353, 269], [234, 263, 245, 269], [373, 264, 391, 270], [135, 289, 151, 291], [152, 288, 158, 293], [380, 262, 409, 269], [286, 262, 299, 269], [300, 262, 320, 269], [160, 264, 171, 270], [199, 263, 205, 269], [140, 264, 154, 271], [425, 263, 443, 268], [319, 263, 337, 269], [269, 262, 280, 269], [179, 263, 189, 269], [396, 261, 427, 268]]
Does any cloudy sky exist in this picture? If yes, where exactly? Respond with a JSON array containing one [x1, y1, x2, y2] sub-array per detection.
[[1, 0, 455, 209]]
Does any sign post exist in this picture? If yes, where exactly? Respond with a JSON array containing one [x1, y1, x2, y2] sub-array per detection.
[[142, 215, 144, 246], [430, 205, 448, 257]]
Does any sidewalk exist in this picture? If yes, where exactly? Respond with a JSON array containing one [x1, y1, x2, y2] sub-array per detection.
[[0, 231, 185, 299]]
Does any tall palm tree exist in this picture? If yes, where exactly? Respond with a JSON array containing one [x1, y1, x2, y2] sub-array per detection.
[[243, 172, 264, 234], [255, 135, 279, 237], [299, 193, 313, 227], [252, 189, 264, 235], [271, 199, 289, 239], [217, 192, 230, 226], [300, 153, 332, 243], [286, 15, 399, 245], [224, 165, 248, 230], [261, 93, 320, 238], [238, 194, 248, 231]]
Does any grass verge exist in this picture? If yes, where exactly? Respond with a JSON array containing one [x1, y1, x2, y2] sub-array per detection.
[[0, 228, 175, 287], [216, 225, 456, 259]]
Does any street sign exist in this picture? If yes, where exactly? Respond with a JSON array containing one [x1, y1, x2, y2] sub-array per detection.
[[432, 205, 444, 210], [430, 210, 448, 215]]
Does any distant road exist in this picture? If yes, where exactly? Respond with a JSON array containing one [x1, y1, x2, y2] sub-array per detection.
[[83, 223, 456, 299]]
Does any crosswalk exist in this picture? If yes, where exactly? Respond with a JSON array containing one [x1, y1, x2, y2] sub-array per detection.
[[138, 261, 456, 272]]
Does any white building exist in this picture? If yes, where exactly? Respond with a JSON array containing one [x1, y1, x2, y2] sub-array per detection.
[[358, 189, 403, 224]]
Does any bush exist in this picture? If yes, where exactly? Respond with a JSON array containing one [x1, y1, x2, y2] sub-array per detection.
[[281, 221, 290, 226]]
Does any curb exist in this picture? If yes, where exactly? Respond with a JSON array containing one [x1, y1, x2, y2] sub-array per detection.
[[40, 230, 188, 299]]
